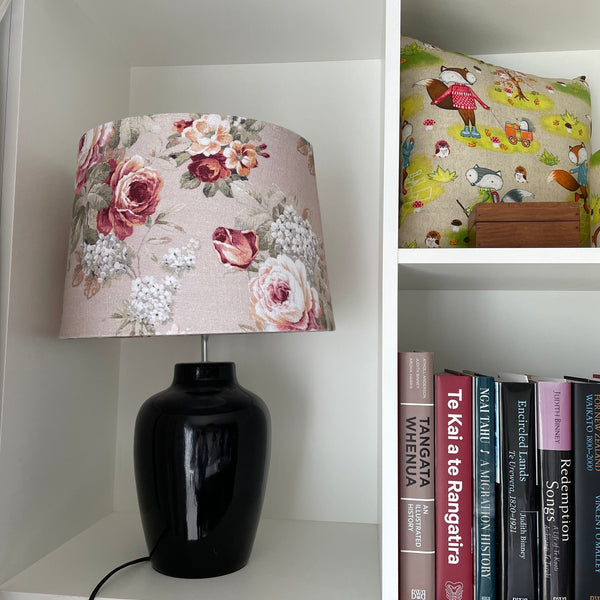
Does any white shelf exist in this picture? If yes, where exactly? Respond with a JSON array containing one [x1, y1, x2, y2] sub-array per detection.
[[0, 513, 379, 600], [398, 248, 600, 290]]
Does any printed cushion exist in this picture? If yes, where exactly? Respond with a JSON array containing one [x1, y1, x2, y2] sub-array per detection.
[[589, 151, 600, 246], [400, 36, 592, 248]]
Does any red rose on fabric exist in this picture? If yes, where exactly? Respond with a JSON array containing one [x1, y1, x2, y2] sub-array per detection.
[[97, 155, 163, 240], [75, 122, 114, 193], [188, 153, 230, 183], [212, 227, 259, 270], [102, 158, 118, 184], [173, 119, 193, 133]]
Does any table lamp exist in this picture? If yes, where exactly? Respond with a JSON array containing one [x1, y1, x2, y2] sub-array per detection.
[[59, 112, 335, 578]]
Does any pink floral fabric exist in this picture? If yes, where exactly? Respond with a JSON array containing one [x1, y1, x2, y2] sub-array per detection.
[[60, 113, 334, 337]]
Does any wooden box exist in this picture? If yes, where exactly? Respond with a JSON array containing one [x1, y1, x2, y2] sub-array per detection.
[[468, 202, 580, 248]]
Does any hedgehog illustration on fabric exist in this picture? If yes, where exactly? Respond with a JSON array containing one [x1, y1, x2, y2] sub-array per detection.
[[415, 66, 490, 139], [514, 166, 528, 184], [465, 164, 533, 213], [434, 140, 450, 158]]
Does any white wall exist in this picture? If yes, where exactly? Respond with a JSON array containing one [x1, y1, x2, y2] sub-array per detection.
[[111, 59, 383, 524], [0, 0, 129, 582], [399, 290, 600, 378]]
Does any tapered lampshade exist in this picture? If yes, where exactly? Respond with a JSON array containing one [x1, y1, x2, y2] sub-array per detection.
[[60, 112, 334, 338], [59, 112, 335, 580]]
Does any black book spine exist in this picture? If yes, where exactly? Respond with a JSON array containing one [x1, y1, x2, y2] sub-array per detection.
[[573, 382, 600, 599], [537, 381, 573, 600], [473, 376, 497, 600], [499, 381, 539, 600]]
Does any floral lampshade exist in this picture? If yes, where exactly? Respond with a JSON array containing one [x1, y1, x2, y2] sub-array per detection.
[[59, 113, 335, 338]]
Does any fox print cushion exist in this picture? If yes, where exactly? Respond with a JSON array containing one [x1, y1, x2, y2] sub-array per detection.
[[400, 36, 592, 248], [588, 150, 600, 247]]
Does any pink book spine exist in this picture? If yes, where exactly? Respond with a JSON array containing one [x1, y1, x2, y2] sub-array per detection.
[[399, 352, 435, 600], [435, 373, 473, 600]]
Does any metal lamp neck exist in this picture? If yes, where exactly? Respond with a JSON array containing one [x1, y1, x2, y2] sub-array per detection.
[[201, 334, 209, 363]]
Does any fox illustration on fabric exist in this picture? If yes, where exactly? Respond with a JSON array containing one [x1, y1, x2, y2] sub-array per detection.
[[548, 142, 589, 213], [416, 66, 490, 139]]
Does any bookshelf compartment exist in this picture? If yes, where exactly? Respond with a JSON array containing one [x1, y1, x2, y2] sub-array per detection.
[[0, 0, 387, 598]]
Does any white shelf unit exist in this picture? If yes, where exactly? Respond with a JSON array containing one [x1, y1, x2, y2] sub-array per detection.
[[0, 0, 394, 599], [4, 1, 600, 599]]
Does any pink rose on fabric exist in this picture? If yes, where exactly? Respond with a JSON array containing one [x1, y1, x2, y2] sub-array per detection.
[[212, 227, 259, 270], [188, 153, 231, 183], [97, 155, 163, 240], [249, 255, 321, 332], [75, 122, 114, 193], [184, 114, 233, 155]]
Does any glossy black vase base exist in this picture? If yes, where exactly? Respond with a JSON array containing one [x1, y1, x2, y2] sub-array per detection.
[[134, 362, 270, 578]]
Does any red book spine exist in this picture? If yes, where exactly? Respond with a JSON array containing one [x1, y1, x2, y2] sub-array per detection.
[[435, 373, 473, 600]]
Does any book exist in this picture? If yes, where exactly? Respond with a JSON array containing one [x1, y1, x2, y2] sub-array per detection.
[[472, 374, 497, 600], [535, 379, 573, 600], [497, 379, 539, 600], [435, 372, 473, 600], [398, 352, 435, 600], [572, 380, 600, 599]]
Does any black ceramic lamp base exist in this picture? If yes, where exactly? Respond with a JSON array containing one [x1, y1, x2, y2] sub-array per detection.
[[134, 362, 270, 578]]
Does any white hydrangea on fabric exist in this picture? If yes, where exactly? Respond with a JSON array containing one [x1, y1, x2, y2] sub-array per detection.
[[126, 276, 180, 330], [270, 205, 319, 278], [81, 233, 131, 284], [162, 238, 200, 272]]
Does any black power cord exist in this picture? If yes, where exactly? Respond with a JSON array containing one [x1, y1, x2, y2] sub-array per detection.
[[89, 556, 150, 600]]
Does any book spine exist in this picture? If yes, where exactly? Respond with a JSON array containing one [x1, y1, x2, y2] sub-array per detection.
[[536, 381, 573, 600], [498, 381, 539, 600], [399, 352, 435, 600], [473, 376, 497, 600], [573, 382, 600, 599], [435, 373, 473, 600]]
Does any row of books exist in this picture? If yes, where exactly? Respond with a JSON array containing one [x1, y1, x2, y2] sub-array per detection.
[[398, 351, 600, 600]]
